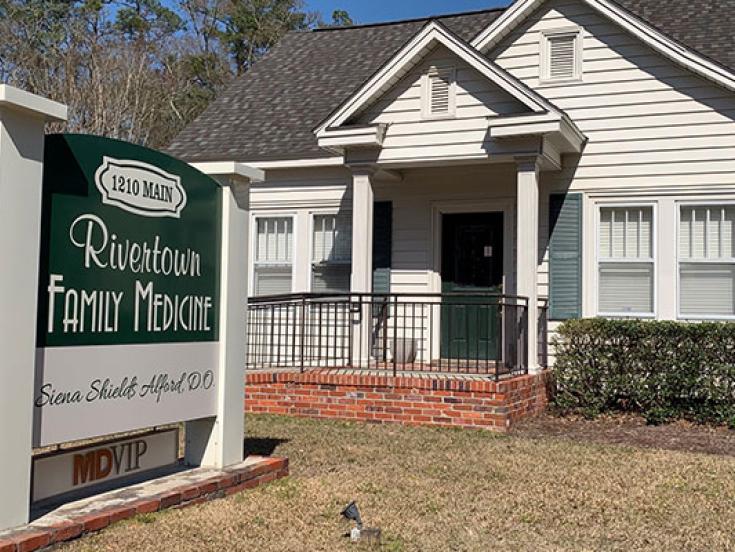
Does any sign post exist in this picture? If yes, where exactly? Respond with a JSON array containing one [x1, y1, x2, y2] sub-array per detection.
[[184, 164, 260, 468], [0, 86, 67, 530]]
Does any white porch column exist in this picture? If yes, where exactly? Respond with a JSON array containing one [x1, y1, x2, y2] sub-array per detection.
[[350, 167, 375, 293], [349, 167, 375, 366], [0, 86, 66, 530], [516, 157, 541, 373]]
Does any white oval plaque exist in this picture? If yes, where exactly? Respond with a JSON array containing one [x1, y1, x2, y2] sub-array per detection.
[[94, 156, 187, 218]]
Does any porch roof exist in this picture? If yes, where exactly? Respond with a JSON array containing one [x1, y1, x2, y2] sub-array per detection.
[[315, 20, 585, 166]]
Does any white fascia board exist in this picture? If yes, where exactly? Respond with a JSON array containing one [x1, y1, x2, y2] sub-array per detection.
[[248, 157, 344, 169], [192, 156, 345, 171], [471, 0, 735, 94], [489, 112, 586, 153], [314, 20, 555, 138], [490, 119, 561, 139], [317, 124, 387, 152], [190, 161, 265, 183], [559, 116, 587, 152], [0, 84, 67, 122]]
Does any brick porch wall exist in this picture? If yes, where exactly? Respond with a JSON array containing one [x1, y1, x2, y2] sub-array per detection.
[[245, 371, 550, 431]]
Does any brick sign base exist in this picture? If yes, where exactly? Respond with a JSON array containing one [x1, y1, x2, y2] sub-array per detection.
[[0, 456, 288, 552], [246, 371, 549, 431]]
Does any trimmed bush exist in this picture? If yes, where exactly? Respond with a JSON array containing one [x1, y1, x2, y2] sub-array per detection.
[[552, 318, 735, 425]]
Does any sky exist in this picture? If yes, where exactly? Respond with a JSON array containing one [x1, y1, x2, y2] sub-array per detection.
[[308, 0, 511, 26]]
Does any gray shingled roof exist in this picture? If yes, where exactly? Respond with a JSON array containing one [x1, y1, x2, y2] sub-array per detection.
[[168, 1, 735, 163], [614, 0, 735, 71]]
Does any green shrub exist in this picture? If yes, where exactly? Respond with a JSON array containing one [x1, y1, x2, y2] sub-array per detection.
[[552, 318, 735, 426]]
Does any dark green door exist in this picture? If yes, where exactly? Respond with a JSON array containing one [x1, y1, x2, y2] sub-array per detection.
[[440, 212, 504, 361]]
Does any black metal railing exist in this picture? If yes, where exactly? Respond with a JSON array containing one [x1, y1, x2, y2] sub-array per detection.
[[538, 298, 549, 370], [247, 293, 545, 380]]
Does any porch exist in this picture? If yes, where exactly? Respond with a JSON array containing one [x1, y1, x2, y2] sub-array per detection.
[[244, 292, 550, 431], [246, 292, 549, 379]]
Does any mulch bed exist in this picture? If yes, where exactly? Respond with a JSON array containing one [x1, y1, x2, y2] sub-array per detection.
[[513, 412, 735, 457]]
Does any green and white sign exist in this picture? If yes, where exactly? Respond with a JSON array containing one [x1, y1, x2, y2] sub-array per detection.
[[33, 134, 222, 447]]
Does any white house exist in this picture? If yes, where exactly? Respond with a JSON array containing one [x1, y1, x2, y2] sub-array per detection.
[[170, 0, 735, 377]]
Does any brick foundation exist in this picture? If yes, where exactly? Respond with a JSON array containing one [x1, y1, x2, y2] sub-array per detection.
[[245, 371, 549, 431]]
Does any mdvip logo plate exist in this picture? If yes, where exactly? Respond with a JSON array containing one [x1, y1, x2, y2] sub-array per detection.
[[95, 156, 187, 218]]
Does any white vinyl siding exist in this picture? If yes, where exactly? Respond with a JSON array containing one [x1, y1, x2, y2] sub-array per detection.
[[254, 217, 293, 296], [598, 206, 654, 316], [678, 205, 735, 318], [491, 0, 735, 191], [312, 214, 352, 293]]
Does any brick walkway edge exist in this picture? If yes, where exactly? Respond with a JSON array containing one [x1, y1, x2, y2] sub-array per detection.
[[0, 456, 288, 552], [246, 371, 550, 431]]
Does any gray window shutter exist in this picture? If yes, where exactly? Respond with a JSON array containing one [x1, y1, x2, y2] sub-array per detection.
[[372, 202, 392, 293], [549, 193, 582, 320]]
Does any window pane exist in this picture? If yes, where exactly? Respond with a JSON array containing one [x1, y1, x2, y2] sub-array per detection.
[[724, 207, 735, 257], [312, 265, 351, 293], [680, 205, 735, 260], [680, 263, 735, 317], [680, 207, 692, 258], [612, 209, 625, 258], [599, 206, 652, 260], [256, 217, 292, 263], [254, 266, 292, 296], [599, 262, 653, 314], [599, 208, 612, 258], [313, 214, 352, 263]]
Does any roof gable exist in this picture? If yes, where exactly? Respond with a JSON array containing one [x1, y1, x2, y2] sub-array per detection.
[[472, 0, 735, 93], [351, 43, 532, 127], [315, 20, 561, 137]]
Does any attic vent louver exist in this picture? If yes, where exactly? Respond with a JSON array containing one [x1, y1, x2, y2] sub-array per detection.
[[545, 32, 580, 81], [425, 66, 455, 118]]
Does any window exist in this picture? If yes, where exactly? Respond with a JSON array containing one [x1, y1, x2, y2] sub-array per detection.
[[542, 30, 582, 81], [312, 214, 352, 293], [678, 205, 735, 318], [598, 206, 655, 316], [253, 217, 293, 296], [423, 66, 455, 118]]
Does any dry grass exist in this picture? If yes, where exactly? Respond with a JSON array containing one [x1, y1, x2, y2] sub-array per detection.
[[61, 414, 735, 551]]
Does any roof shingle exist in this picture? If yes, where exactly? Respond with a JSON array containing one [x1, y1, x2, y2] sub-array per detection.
[[167, 1, 735, 163]]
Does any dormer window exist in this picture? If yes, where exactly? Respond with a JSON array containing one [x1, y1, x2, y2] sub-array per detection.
[[423, 65, 456, 118], [541, 29, 582, 82]]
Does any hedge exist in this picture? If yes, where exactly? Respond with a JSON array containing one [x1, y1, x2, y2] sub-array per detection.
[[552, 318, 735, 426]]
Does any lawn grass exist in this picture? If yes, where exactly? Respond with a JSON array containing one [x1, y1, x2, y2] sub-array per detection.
[[61, 414, 735, 551]]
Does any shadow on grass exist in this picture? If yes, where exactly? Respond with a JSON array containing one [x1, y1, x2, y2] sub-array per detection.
[[243, 437, 289, 457]]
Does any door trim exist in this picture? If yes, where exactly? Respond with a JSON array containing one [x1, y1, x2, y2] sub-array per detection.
[[430, 199, 515, 295]]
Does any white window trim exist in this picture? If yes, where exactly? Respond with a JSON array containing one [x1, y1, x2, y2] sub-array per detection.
[[540, 27, 583, 85], [421, 65, 457, 120], [676, 200, 735, 321], [307, 210, 353, 293], [249, 213, 296, 297], [595, 201, 658, 318]]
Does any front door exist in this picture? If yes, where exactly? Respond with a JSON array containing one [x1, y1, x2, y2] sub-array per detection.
[[440, 212, 504, 361]]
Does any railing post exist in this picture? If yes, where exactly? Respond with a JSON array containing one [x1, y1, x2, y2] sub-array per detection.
[[300, 296, 306, 373], [392, 295, 398, 377]]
